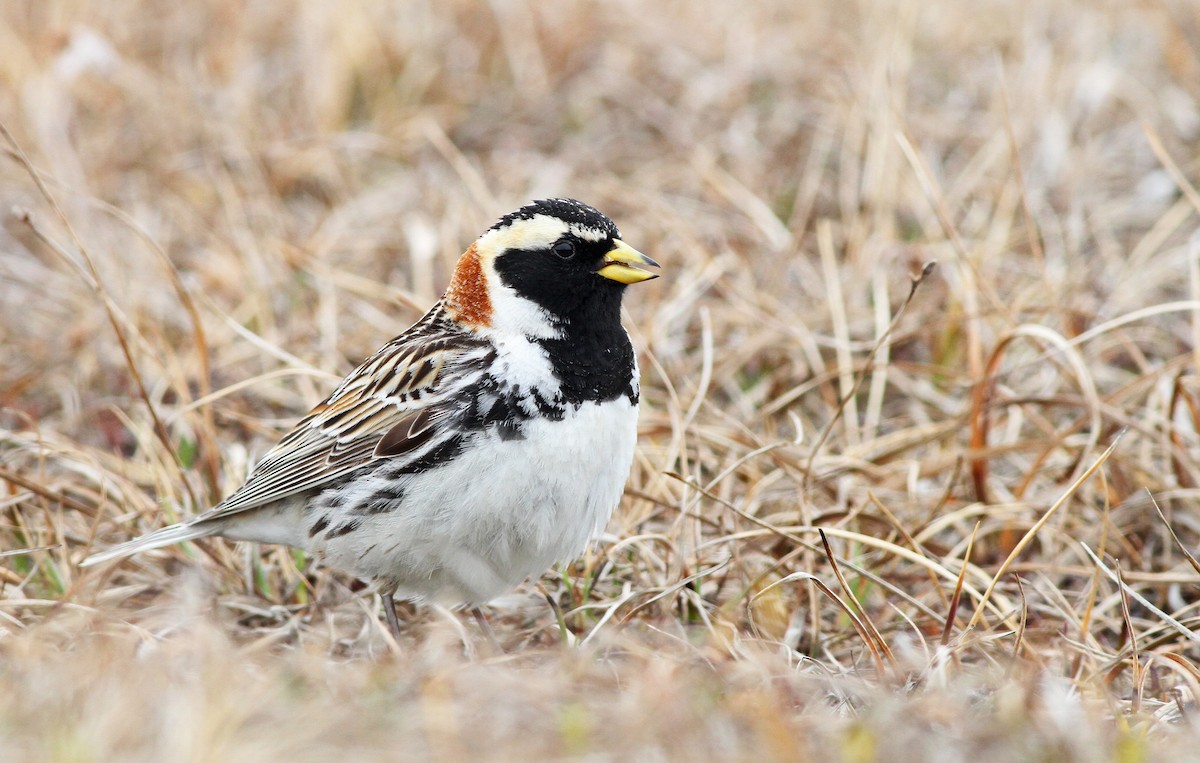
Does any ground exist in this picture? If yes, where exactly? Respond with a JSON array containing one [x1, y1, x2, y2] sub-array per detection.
[[3, 0, 1200, 760]]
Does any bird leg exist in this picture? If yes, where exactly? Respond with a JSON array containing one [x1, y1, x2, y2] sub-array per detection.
[[382, 592, 404, 642], [538, 583, 570, 641], [470, 606, 502, 653]]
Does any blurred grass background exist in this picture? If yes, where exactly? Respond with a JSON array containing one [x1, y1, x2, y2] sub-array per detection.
[[4, 0, 1200, 759]]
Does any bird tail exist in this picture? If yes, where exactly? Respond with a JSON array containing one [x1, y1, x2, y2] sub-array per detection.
[[79, 521, 218, 567]]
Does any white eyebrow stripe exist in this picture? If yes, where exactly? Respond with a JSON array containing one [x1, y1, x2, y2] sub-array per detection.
[[569, 224, 610, 242], [477, 215, 570, 253]]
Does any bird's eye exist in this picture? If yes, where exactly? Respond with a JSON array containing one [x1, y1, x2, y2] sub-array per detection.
[[552, 240, 576, 259]]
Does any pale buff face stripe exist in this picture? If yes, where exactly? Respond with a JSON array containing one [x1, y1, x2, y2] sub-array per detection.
[[475, 215, 571, 258], [475, 215, 612, 259]]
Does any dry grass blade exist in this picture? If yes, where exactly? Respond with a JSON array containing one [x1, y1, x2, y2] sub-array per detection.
[[91, 199, 221, 494], [801, 261, 936, 494], [0, 467, 98, 518], [0, 123, 196, 509], [1151, 652, 1200, 702], [1143, 121, 1200, 216], [819, 528, 895, 668], [966, 430, 1125, 631], [940, 520, 979, 647], [673, 472, 1012, 621], [1148, 489, 1200, 577], [0, 545, 59, 558], [1079, 542, 1200, 648], [1009, 574, 1028, 663], [1114, 561, 1143, 715], [753, 570, 886, 674]]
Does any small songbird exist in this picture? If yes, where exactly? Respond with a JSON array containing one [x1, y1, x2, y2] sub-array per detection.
[[82, 198, 659, 639]]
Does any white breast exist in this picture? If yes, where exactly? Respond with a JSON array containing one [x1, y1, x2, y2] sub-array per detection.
[[315, 396, 639, 605]]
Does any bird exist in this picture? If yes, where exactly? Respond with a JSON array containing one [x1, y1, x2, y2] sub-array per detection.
[[81, 198, 659, 641]]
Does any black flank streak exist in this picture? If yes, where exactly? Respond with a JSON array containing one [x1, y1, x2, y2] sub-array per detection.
[[309, 516, 330, 537], [359, 484, 407, 514], [533, 388, 569, 416], [384, 434, 465, 477], [485, 397, 510, 426], [328, 519, 362, 539], [497, 420, 525, 441]]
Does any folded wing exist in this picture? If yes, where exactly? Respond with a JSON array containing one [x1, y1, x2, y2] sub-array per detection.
[[195, 324, 478, 523]]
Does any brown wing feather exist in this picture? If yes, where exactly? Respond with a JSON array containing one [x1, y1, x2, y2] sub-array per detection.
[[374, 408, 437, 457]]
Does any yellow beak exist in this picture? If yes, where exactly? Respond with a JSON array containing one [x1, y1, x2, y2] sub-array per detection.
[[596, 239, 660, 284]]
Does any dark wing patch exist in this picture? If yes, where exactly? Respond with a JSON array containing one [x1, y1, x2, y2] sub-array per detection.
[[374, 407, 437, 457]]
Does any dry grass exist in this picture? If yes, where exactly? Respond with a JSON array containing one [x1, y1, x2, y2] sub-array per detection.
[[3, 0, 1200, 759]]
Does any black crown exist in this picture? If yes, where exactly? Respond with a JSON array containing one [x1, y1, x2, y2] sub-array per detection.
[[490, 198, 619, 239]]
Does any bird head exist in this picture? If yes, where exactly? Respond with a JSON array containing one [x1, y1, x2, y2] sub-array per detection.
[[443, 199, 658, 336]]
